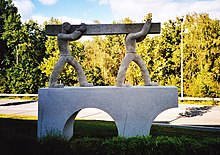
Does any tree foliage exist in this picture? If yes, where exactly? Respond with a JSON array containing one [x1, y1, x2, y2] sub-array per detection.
[[0, 1, 219, 98], [183, 13, 220, 97], [0, 0, 47, 93], [81, 13, 220, 97], [0, 0, 21, 74]]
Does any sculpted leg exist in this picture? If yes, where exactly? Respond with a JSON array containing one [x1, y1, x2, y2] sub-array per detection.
[[134, 54, 158, 86], [68, 56, 93, 87], [116, 53, 134, 87], [49, 57, 66, 88]]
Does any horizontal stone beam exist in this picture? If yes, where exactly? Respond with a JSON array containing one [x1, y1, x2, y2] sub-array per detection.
[[45, 23, 161, 36]]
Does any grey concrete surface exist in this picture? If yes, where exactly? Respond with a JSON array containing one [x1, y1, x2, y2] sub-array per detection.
[[46, 23, 161, 36], [37, 86, 178, 139], [0, 100, 38, 116]]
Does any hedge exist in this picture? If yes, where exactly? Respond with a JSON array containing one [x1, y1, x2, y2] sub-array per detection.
[[36, 135, 220, 155]]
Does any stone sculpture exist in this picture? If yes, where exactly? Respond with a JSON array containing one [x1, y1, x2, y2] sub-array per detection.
[[116, 19, 158, 87], [38, 19, 178, 140], [48, 22, 93, 88], [46, 21, 161, 88]]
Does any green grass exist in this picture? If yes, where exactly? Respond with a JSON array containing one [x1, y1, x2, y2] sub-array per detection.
[[150, 124, 220, 139], [0, 114, 37, 120], [179, 100, 219, 106], [74, 120, 118, 138], [0, 117, 220, 154], [0, 96, 38, 100]]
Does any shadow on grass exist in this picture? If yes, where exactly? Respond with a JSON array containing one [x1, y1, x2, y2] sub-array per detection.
[[1, 118, 220, 154], [73, 120, 118, 138], [0, 118, 37, 155]]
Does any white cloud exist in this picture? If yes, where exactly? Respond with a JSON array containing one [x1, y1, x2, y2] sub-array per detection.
[[56, 16, 84, 24], [31, 15, 94, 26], [31, 15, 51, 25], [31, 15, 93, 41], [13, 0, 34, 22], [56, 16, 97, 25], [38, 0, 58, 5], [98, 0, 109, 5], [98, 0, 220, 23], [13, 0, 220, 26]]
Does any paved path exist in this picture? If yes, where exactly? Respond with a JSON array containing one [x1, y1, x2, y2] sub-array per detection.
[[0, 100, 38, 116], [0, 100, 220, 129]]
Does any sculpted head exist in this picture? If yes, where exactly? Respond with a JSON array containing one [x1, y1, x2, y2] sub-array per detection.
[[62, 22, 71, 33]]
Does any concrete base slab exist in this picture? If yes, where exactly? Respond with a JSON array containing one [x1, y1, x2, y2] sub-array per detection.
[[38, 86, 178, 139]]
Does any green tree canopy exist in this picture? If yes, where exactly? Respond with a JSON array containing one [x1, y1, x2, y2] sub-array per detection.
[[0, 0, 47, 93], [0, 2, 219, 98]]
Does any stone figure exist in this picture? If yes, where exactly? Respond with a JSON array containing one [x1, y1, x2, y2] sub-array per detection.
[[116, 19, 158, 87], [49, 22, 93, 88]]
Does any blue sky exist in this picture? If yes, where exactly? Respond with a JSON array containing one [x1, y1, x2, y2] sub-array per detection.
[[13, 0, 220, 25]]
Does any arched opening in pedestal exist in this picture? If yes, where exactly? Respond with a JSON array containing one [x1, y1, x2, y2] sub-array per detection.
[[153, 107, 180, 124], [63, 108, 118, 139], [150, 107, 180, 135]]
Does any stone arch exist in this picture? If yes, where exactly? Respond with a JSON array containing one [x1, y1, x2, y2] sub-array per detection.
[[63, 109, 80, 138], [153, 107, 179, 124], [63, 107, 119, 139], [38, 87, 178, 140]]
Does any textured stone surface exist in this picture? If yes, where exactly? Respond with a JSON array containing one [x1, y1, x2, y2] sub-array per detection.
[[38, 86, 178, 139], [45, 23, 161, 36]]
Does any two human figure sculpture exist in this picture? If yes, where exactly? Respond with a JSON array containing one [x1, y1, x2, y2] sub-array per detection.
[[48, 20, 158, 88]]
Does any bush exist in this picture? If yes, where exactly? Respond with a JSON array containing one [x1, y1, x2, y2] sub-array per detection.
[[36, 135, 220, 155], [1, 118, 219, 155], [37, 133, 72, 155]]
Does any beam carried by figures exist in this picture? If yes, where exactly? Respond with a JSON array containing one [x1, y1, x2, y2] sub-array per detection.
[[45, 23, 161, 36]]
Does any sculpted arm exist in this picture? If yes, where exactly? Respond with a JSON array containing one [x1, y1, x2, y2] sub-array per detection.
[[58, 23, 87, 41], [127, 19, 151, 41], [58, 31, 82, 41]]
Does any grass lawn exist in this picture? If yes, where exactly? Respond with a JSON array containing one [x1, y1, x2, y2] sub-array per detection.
[[0, 116, 220, 154]]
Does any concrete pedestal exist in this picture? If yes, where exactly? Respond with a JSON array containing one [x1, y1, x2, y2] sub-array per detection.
[[38, 86, 178, 139]]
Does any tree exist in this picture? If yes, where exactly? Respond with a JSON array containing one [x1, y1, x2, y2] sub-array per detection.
[[183, 13, 220, 97], [0, 0, 22, 92], [1, 6, 219, 97], [83, 36, 107, 85], [83, 18, 135, 86], [1, 20, 47, 93], [0, 0, 21, 68]]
